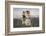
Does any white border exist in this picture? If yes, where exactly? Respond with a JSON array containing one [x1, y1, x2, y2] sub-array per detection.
[[10, 5, 42, 32]]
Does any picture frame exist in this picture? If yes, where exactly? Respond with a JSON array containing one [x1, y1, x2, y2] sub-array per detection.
[[5, 1, 45, 36]]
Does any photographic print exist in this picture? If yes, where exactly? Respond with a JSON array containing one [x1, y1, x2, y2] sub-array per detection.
[[13, 8, 39, 28], [10, 5, 44, 32]]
